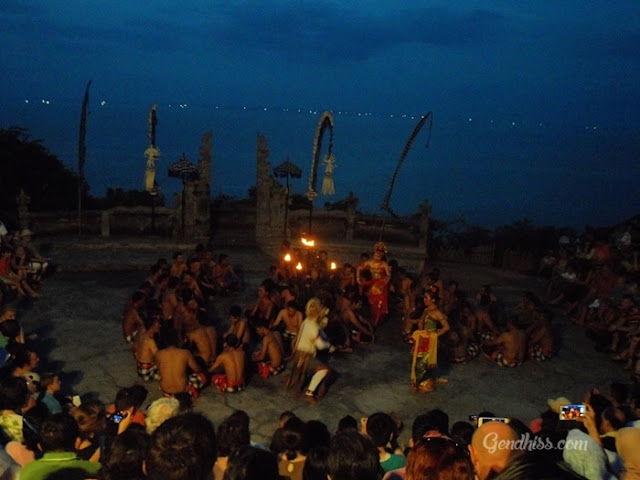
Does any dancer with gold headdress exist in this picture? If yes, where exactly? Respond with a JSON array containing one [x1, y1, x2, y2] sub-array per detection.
[[357, 242, 391, 327]]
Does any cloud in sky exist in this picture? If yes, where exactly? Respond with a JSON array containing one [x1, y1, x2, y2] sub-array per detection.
[[3, 0, 639, 115], [1, 1, 639, 228]]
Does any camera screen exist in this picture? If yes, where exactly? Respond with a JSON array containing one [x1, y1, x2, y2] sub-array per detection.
[[560, 405, 586, 420], [477, 417, 509, 427]]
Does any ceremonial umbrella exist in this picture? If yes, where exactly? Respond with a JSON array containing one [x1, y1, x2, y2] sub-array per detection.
[[273, 157, 302, 239], [168, 153, 199, 236]]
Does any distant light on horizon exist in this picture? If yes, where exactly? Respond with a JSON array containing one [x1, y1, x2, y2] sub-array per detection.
[[6, 97, 627, 133]]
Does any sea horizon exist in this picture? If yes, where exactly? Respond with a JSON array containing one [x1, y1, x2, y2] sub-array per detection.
[[2, 99, 639, 232]]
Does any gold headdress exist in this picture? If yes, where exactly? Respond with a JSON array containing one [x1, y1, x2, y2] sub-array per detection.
[[374, 242, 387, 254]]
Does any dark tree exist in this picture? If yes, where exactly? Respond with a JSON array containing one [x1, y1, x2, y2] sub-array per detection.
[[0, 127, 83, 211]]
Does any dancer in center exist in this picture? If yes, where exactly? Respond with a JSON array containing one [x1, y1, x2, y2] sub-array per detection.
[[357, 242, 391, 327], [410, 285, 450, 393], [286, 297, 335, 405]]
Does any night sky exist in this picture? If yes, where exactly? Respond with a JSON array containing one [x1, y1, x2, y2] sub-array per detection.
[[1, 1, 639, 229]]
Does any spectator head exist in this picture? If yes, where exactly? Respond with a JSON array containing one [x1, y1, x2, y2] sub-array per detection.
[[224, 445, 280, 480], [336, 415, 358, 434], [39, 372, 61, 393], [303, 446, 330, 480], [0, 375, 30, 411], [424, 409, 449, 436], [411, 413, 443, 445], [0, 319, 20, 341], [8, 343, 39, 370], [39, 413, 79, 452], [100, 428, 150, 480], [362, 412, 396, 448], [327, 431, 379, 480], [114, 386, 139, 413], [216, 411, 251, 457], [406, 436, 474, 480], [173, 391, 194, 413], [145, 412, 216, 480], [305, 420, 331, 450], [450, 421, 475, 447], [280, 416, 306, 460], [145, 397, 180, 434], [587, 392, 613, 432], [69, 399, 107, 441], [600, 406, 626, 434], [469, 421, 518, 480], [128, 384, 149, 410], [278, 411, 297, 428]]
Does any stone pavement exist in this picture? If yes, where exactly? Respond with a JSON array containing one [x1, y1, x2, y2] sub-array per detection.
[[16, 235, 632, 447]]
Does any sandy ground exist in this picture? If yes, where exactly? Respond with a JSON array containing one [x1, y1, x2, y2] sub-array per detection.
[[14, 235, 633, 447]]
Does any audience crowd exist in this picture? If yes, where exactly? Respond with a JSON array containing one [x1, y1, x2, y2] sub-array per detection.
[[1, 219, 639, 479]]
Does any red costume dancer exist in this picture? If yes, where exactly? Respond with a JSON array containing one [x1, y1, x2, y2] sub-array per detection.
[[357, 242, 391, 327]]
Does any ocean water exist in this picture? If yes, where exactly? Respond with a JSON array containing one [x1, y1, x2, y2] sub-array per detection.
[[3, 101, 639, 230]]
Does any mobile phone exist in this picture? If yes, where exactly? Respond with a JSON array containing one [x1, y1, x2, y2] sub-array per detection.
[[110, 412, 124, 424], [477, 417, 510, 427], [559, 404, 586, 420], [72, 395, 81, 407]]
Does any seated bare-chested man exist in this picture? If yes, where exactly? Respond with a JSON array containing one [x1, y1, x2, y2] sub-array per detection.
[[336, 289, 375, 344], [172, 289, 201, 339], [186, 319, 218, 368], [248, 284, 275, 325], [170, 251, 187, 278], [225, 305, 250, 348], [122, 291, 146, 343], [132, 314, 161, 381], [440, 280, 461, 316], [181, 270, 204, 302], [156, 327, 207, 399], [161, 276, 180, 322], [271, 300, 302, 354], [209, 334, 246, 393], [214, 253, 242, 295], [252, 320, 285, 376], [526, 310, 555, 361], [482, 319, 526, 367]]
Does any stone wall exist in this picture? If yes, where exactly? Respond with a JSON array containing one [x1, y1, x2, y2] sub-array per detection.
[[23, 207, 176, 237]]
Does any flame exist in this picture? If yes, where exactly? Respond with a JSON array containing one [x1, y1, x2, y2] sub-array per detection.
[[330, 262, 337, 270], [301, 237, 315, 247], [296, 262, 303, 270], [284, 253, 291, 262]]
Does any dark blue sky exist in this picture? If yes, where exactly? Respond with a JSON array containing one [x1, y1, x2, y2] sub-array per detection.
[[1, 1, 639, 229]]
